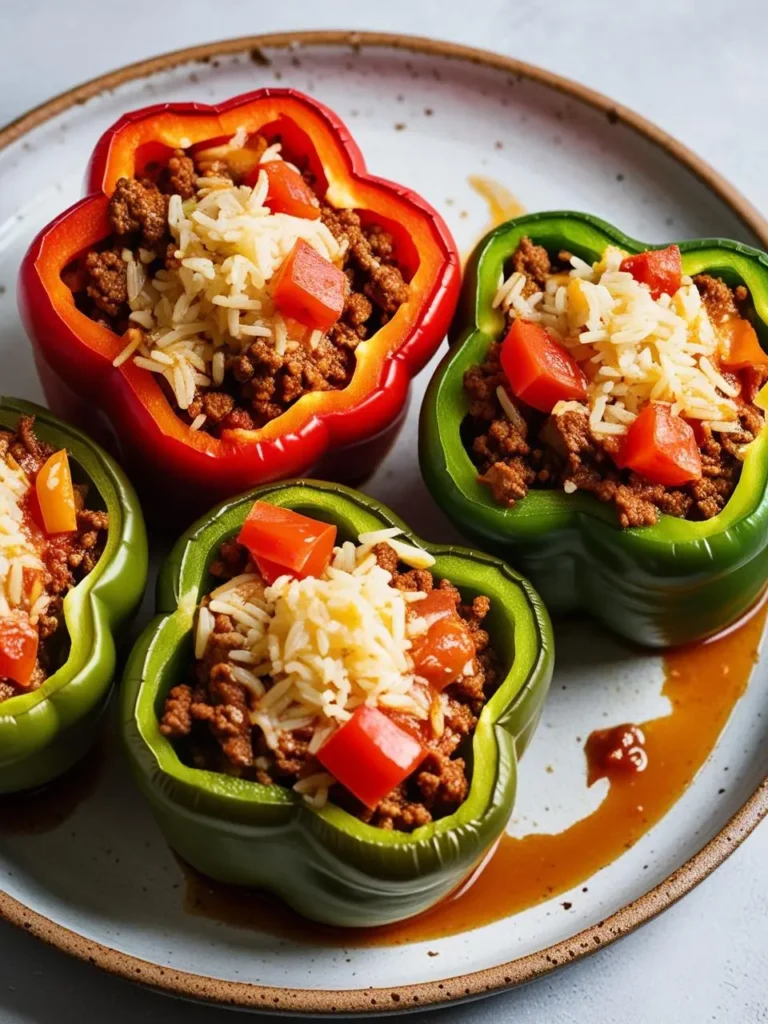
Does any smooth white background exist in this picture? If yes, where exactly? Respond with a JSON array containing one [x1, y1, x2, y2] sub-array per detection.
[[0, 2, 767, 1021]]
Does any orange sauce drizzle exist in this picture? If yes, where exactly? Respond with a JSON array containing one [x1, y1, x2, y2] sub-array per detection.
[[464, 176, 525, 263], [183, 597, 766, 946]]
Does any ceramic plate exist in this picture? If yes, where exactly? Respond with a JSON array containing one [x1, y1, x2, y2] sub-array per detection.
[[1, 31, 767, 1016]]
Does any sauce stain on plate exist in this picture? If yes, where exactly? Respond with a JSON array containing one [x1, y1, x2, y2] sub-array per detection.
[[181, 596, 766, 946], [464, 175, 525, 261]]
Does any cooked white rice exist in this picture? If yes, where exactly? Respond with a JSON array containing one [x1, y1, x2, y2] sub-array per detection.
[[494, 245, 740, 436], [113, 133, 343, 415], [194, 527, 444, 807], [0, 451, 45, 622]]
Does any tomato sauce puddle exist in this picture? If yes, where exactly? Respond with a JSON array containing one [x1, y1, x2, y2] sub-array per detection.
[[182, 598, 766, 946]]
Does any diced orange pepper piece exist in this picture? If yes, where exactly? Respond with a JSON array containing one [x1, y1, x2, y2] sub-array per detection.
[[720, 318, 768, 369], [35, 449, 77, 534]]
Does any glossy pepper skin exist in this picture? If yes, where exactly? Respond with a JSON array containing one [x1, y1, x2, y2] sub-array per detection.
[[419, 211, 768, 649], [121, 481, 553, 927], [18, 89, 460, 519], [0, 398, 147, 794]]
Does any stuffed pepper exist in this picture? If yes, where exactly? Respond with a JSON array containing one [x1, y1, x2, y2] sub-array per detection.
[[420, 212, 768, 648], [0, 398, 147, 794], [19, 89, 459, 516], [121, 481, 552, 927]]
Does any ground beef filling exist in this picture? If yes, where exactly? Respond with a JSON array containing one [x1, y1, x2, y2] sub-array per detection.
[[0, 417, 109, 703], [463, 239, 767, 528], [159, 541, 499, 832], [68, 139, 409, 436]]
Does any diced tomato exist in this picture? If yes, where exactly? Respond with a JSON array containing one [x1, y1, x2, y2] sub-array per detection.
[[272, 238, 346, 331], [237, 501, 336, 581], [619, 245, 682, 300], [501, 319, 588, 414], [317, 705, 426, 809], [720, 317, 768, 370], [621, 403, 702, 487], [0, 614, 39, 688], [249, 160, 321, 220], [35, 449, 77, 534], [409, 590, 476, 690]]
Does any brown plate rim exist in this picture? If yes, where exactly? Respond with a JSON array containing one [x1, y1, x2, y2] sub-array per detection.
[[1, 29, 767, 1017]]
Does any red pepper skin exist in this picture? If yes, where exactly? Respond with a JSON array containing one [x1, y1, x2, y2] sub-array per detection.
[[19, 90, 460, 520]]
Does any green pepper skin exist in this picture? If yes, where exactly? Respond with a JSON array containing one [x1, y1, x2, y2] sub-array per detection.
[[121, 480, 553, 927], [419, 212, 768, 649], [0, 398, 148, 794]]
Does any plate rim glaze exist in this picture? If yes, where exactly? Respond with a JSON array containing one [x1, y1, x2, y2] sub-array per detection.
[[0, 29, 766, 1016]]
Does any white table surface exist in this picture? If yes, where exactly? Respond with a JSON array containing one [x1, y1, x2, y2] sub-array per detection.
[[0, 1, 767, 1021]]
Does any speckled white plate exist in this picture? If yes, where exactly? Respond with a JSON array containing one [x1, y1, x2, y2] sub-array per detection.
[[1, 31, 767, 1017]]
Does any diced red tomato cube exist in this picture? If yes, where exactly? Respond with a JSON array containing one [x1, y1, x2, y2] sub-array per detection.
[[409, 590, 476, 690], [250, 160, 321, 220], [501, 318, 588, 414], [237, 501, 337, 580], [619, 245, 682, 300], [0, 614, 39, 688], [272, 239, 346, 331], [621, 402, 702, 487], [317, 705, 426, 810]]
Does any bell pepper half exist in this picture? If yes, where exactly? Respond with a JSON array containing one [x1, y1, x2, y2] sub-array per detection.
[[0, 397, 147, 794], [121, 480, 553, 927], [19, 89, 460, 515], [419, 211, 768, 649]]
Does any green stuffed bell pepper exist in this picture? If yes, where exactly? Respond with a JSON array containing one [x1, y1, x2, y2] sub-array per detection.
[[121, 480, 553, 927], [420, 211, 768, 648], [0, 397, 147, 794]]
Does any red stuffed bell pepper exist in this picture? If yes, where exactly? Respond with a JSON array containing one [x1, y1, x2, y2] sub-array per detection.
[[19, 89, 459, 516]]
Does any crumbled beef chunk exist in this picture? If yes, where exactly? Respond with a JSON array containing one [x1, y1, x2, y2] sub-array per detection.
[[362, 786, 433, 830], [201, 392, 235, 424], [512, 236, 552, 296], [478, 460, 536, 506], [344, 291, 373, 327], [415, 751, 469, 814], [464, 343, 506, 421], [165, 241, 181, 271], [160, 149, 196, 199], [321, 204, 409, 326], [84, 250, 128, 318], [0, 681, 16, 702], [694, 274, 740, 323], [364, 263, 410, 314], [160, 684, 195, 737], [208, 538, 249, 579], [191, 666, 253, 768], [108, 177, 168, 246], [272, 726, 313, 778]]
